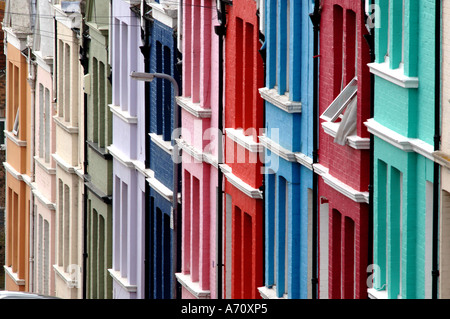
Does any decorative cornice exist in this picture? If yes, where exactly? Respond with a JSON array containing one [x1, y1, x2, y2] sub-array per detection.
[[52, 153, 77, 174], [433, 151, 450, 170], [313, 163, 369, 204], [257, 286, 287, 299], [149, 133, 173, 155], [365, 118, 434, 160], [259, 87, 302, 113]]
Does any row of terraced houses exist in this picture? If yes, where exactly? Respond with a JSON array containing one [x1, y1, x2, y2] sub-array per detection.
[[2, 0, 450, 300]]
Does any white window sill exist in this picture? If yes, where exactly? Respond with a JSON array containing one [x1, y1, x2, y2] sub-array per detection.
[[259, 87, 302, 113], [175, 272, 211, 299], [53, 116, 78, 134], [219, 164, 263, 199], [108, 269, 137, 293], [53, 264, 78, 288], [176, 96, 212, 119], [367, 288, 388, 299], [225, 128, 263, 153], [3, 266, 25, 286], [321, 121, 370, 150], [257, 286, 287, 299], [5, 130, 26, 147], [368, 62, 419, 89], [149, 133, 173, 155], [109, 104, 138, 124]]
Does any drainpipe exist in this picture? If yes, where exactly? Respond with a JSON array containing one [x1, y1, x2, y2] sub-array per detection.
[[432, 0, 441, 300], [309, 0, 321, 300], [80, 1, 90, 299], [27, 47, 36, 293], [138, 2, 152, 299], [214, 0, 229, 300], [363, 0, 375, 295]]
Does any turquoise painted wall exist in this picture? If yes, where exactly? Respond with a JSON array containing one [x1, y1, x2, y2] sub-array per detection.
[[372, 0, 436, 299]]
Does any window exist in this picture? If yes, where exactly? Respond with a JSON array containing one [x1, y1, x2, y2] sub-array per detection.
[[320, 6, 358, 145], [319, 198, 329, 299]]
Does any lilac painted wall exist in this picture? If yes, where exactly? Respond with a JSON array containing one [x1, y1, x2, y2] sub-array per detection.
[[109, 0, 146, 299]]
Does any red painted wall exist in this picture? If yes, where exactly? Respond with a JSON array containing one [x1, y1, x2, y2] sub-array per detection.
[[318, 0, 371, 299], [223, 0, 264, 299]]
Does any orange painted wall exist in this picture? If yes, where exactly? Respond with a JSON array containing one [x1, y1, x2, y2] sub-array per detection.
[[4, 42, 31, 292]]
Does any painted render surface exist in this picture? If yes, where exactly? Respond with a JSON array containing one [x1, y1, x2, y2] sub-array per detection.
[[224, 0, 265, 300], [176, 0, 219, 300], [368, 0, 436, 300], [259, 0, 314, 300], [108, 0, 147, 299], [84, 0, 113, 299]]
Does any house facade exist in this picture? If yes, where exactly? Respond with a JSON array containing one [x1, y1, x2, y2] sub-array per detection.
[[258, 0, 314, 300], [107, 0, 146, 299], [30, 0, 57, 296], [223, 0, 265, 299], [366, 0, 437, 299], [2, 0, 33, 292], [83, 0, 113, 299], [146, 0, 181, 299], [175, 0, 219, 300], [317, 0, 371, 299], [436, 0, 450, 299], [51, 0, 85, 299]]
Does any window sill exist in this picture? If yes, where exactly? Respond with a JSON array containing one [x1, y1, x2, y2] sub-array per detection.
[[259, 87, 302, 113], [175, 272, 211, 299], [5, 130, 26, 147], [3, 266, 25, 286], [225, 128, 263, 153], [109, 104, 138, 124], [321, 121, 370, 150], [108, 269, 137, 293], [87, 140, 112, 160], [53, 116, 78, 134], [367, 288, 388, 299], [433, 151, 450, 170], [257, 286, 287, 299], [368, 62, 419, 89], [53, 264, 78, 288], [149, 133, 173, 155], [34, 156, 56, 175], [176, 96, 212, 118]]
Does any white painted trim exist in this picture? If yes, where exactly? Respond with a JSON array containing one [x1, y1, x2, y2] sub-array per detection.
[[3, 162, 23, 181], [3, 266, 25, 286], [33, 51, 53, 73], [313, 163, 369, 204], [133, 160, 154, 179], [259, 134, 313, 170], [53, 116, 78, 134], [146, 176, 174, 203], [53, 4, 82, 30], [368, 62, 419, 89], [108, 269, 137, 293], [259, 87, 302, 113], [107, 145, 135, 168], [52, 153, 77, 174], [34, 156, 56, 175], [176, 96, 212, 118], [32, 188, 56, 210], [149, 2, 178, 28], [2, 26, 29, 52], [149, 133, 173, 155], [220, 164, 263, 199], [176, 138, 219, 168], [175, 272, 211, 299], [365, 118, 434, 160], [321, 121, 370, 150], [53, 264, 78, 288], [225, 128, 263, 153], [367, 288, 388, 299], [5, 130, 27, 147], [109, 104, 138, 124], [257, 286, 287, 299]]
